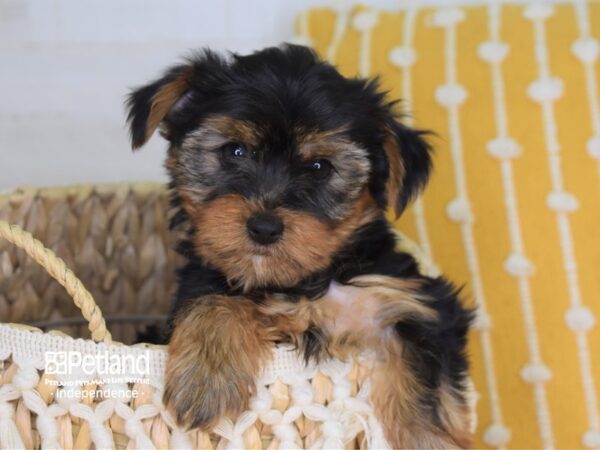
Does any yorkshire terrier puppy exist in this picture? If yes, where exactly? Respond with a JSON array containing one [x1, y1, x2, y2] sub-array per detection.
[[126, 45, 473, 449]]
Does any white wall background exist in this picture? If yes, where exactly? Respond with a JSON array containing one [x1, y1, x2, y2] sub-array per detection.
[[0, 0, 475, 191]]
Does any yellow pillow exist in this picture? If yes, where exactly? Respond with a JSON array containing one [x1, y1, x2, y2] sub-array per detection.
[[298, 3, 600, 449]]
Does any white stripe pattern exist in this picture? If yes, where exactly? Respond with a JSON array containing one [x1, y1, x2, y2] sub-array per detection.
[[479, 1, 557, 448], [572, 0, 600, 191], [352, 10, 378, 78], [571, 5, 600, 447], [326, 1, 351, 64], [388, 6, 435, 262], [525, 2, 600, 448], [432, 8, 504, 446]]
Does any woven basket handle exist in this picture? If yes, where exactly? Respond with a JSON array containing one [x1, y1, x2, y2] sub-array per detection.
[[0, 220, 112, 343]]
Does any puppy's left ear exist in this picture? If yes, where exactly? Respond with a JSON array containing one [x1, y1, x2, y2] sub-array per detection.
[[383, 120, 432, 218], [126, 65, 193, 150]]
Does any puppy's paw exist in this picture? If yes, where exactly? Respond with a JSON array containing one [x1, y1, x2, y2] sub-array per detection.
[[163, 295, 273, 430], [163, 352, 253, 430]]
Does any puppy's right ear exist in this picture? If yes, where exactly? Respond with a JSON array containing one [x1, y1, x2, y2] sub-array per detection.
[[126, 65, 193, 150]]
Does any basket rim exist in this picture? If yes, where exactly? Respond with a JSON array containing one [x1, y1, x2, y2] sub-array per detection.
[[0, 321, 165, 350], [0, 322, 321, 388]]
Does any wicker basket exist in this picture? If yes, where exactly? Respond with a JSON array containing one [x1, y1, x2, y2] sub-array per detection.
[[0, 184, 180, 345], [0, 183, 457, 450]]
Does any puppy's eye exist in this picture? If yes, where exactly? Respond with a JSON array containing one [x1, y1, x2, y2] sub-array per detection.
[[307, 159, 333, 179], [223, 143, 250, 159]]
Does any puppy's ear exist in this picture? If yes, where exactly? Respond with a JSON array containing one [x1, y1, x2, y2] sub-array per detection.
[[383, 120, 432, 218], [126, 65, 193, 150]]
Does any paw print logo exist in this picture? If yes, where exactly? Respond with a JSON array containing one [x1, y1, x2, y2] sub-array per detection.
[[45, 351, 68, 375]]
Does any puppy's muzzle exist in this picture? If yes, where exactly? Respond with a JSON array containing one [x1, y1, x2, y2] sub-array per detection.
[[246, 212, 284, 245]]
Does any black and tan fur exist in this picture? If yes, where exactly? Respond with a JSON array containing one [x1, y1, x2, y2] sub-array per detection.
[[126, 44, 473, 449]]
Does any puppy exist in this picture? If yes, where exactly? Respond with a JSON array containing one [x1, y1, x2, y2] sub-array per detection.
[[126, 45, 473, 449]]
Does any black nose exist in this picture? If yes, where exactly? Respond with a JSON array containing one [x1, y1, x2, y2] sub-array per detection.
[[246, 213, 284, 245]]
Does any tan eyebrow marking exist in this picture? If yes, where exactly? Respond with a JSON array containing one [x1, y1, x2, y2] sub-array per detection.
[[184, 115, 261, 151], [296, 126, 353, 160]]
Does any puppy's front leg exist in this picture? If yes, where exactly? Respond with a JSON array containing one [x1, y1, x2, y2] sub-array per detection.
[[164, 295, 275, 430], [366, 281, 473, 449], [321, 276, 474, 449], [369, 331, 473, 449]]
